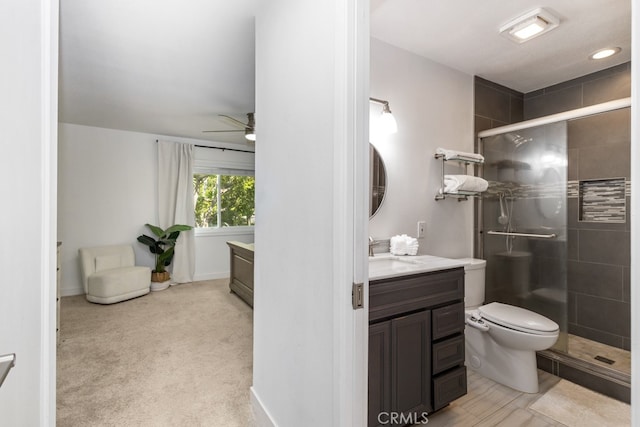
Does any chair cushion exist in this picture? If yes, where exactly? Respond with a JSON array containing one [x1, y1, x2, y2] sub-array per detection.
[[95, 254, 123, 272], [88, 266, 150, 299]]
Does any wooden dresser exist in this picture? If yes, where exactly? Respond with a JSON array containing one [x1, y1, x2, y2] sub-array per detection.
[[227, 241, 254, 308]]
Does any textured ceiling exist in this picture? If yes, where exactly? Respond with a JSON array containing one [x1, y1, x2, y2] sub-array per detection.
[[371, 0, 631, 93], [59, 0, 258, 145], [59, 1, 631, 143]]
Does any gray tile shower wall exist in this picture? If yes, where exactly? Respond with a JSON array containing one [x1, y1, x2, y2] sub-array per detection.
[[526, 64, 631, 351], [475, 64, 631, 351], [523, 63, 631, 120]]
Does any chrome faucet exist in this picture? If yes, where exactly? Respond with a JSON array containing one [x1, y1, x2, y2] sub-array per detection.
[[369, 236, 381, 257]]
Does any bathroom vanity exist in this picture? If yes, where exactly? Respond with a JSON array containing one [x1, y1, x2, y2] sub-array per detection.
[[368, 255, 467, 426]]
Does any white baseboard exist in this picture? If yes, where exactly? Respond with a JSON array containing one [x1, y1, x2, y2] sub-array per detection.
[[193, 271, 230, 282], [250, 387, 277, 427], [61, 286, 84, 297]]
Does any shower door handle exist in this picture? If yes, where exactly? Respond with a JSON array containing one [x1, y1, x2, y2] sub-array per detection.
[[487, 231, 557, 239]]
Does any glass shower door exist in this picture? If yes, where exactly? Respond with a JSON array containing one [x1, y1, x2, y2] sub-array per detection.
[[480, 121, 568, 352]]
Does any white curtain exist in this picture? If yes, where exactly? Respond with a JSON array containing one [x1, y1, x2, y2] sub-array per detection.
[[158, 141, 195, 284]]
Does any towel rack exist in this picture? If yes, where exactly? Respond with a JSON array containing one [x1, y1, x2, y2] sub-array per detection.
[[434, 152, 484, 201], [487, 231, 557, 239]]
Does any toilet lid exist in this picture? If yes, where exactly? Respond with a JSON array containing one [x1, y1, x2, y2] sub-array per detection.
[[479, 302, 559, 335]]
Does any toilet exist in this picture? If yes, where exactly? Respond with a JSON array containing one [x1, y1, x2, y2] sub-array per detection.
[[459, 258, 559, 393]]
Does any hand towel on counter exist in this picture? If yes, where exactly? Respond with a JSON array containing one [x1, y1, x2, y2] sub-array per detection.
[[436, 147, 485, 163], [390, 234, 419, 256], [444, 175, 489, 193]]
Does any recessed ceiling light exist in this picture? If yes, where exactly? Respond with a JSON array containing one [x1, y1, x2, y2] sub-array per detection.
[[499, 8, 560, 44], [589, 47, 621, 60]]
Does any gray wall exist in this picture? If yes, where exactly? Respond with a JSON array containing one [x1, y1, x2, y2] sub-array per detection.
[[474, 63, 631, 351]]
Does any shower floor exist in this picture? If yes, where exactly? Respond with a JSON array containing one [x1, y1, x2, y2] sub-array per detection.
[[568, 334, 630, 375]]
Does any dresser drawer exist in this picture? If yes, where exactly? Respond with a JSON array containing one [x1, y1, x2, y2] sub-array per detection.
[[432, 302, 464, 340], [433, 366, 467, 411], [432, 335, 465, 375]]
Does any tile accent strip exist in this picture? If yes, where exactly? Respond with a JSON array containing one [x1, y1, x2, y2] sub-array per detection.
[[579, 178, 626, 223], [484, 180, 631, 224]]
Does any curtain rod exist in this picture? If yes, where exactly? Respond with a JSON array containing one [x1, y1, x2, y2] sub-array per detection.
[[155, 140, 254, 154]]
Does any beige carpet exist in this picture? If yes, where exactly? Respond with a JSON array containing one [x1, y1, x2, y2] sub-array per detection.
[[57, 279, 254, 426], [529, 379, 630, 427]]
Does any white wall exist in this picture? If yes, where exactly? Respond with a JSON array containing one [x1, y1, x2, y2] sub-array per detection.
[[58, 123, 254, 295], [0, 0, 57, 424], [369, 38, 475, 258], [253, 0, 368, 425]]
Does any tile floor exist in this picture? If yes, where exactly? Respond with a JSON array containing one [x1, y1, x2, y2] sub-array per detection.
[[567, 334, 631, 375], [423, 369, 630, 427]]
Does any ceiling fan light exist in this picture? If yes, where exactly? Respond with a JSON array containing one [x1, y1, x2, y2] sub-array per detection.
[[245, 129, 256, 141]]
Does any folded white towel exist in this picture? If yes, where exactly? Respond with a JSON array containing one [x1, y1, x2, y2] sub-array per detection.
[[444, 175, 489, 193], [436, 147, 484, 163], [390, 234, 419, 256]]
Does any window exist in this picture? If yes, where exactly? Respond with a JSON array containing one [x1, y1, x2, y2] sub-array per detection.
[[194, 172, 255, 228], [193, 146, 255, 230]]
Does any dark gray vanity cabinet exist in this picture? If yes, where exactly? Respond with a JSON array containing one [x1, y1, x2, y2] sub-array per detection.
[[368, 268, 466, 426]]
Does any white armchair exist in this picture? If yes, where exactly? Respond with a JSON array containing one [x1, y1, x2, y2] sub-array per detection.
[[79, 245, 150, 304]]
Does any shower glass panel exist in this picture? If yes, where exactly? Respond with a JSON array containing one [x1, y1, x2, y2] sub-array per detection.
[[480, 121, 568, 352]]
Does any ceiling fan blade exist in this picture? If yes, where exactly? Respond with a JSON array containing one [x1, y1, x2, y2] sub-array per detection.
[[218, 114, 249, 128], [202, 129, 245, 133]]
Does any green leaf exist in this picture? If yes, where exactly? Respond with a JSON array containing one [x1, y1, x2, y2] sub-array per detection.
[[158, 246, 174, 266], [165, 224, 192, 234], [137, 234, 157, 247], [145, 224, 165, 238]]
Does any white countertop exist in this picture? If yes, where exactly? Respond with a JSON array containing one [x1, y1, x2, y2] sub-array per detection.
[[369, 253, 468, 281]]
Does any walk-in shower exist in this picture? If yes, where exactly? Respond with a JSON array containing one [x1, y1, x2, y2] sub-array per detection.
[[477, 98, 631, 399]]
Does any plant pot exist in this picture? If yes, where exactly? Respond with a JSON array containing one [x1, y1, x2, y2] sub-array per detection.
[[150, 280, 171, 292], [151, 271, 170, 283]]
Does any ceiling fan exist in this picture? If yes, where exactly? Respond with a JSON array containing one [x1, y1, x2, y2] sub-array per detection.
[[203, 113, 256, 141]]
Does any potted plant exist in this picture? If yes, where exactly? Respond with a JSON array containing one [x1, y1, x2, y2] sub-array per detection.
[[137, 223, 193, 289]]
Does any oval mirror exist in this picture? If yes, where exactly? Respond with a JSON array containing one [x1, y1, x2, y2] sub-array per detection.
[[370, 144, 387, 217]]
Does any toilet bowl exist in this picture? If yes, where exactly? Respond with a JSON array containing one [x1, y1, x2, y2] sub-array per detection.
[[458, 258, 559, 393]]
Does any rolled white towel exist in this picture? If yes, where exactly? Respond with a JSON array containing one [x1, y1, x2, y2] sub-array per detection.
[[390, 234, 419, 256], [436, 147, 484, 163], [444, 175, 489, 193]]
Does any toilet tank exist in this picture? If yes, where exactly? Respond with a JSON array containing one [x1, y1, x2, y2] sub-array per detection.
[[457, 258, 486, 310]]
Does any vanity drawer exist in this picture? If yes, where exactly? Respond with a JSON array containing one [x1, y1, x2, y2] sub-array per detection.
[[432, 335, 465, 375], [369, 268, 464, 322], [432, 302, 464, 340], [433, 366, 467, 411]]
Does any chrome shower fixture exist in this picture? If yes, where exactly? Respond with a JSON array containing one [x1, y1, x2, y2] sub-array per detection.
[[498, 193, 509, 225]]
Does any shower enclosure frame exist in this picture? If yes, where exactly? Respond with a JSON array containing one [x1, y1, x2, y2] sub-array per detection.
[[475, 96, 631, 259], [475, 96, 632, 399]]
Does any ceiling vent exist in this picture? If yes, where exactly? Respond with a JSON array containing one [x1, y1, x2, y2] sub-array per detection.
[[499, 8, 560, 44]]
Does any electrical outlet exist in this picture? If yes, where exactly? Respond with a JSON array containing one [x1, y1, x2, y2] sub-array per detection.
[[417, 221, 426, 239]]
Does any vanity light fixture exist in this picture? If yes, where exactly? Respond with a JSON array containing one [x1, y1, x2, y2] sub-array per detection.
[[370, 97, 398, 136], [499, 8, 560, 44], [589, 47, 621, 60]]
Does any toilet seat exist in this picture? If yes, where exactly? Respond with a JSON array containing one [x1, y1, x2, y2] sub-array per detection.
[[478, 302, 559, 336]]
